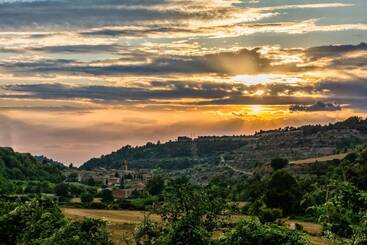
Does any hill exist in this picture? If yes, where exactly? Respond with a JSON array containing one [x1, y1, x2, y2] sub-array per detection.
[[81, 117, 367, 171], [0, 147, 63, 183]]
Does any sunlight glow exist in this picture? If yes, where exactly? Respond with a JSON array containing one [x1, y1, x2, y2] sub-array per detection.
[[232, 74, 301, 85]]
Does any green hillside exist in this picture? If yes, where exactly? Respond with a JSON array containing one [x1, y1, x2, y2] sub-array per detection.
[[81, 117, 367, 171], [0, 147, 63, 184]]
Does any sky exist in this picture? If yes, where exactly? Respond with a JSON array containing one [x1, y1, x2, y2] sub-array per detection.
[[0, 0, 366, 165]]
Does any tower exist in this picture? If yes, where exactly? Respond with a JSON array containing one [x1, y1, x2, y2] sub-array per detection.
[[123, 160, 128, 172]]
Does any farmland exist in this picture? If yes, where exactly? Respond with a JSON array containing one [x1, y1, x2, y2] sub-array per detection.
[[63, 208, 330, 244], [63, 208, 160, 244]]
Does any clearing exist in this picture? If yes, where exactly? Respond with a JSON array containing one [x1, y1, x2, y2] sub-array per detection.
[[290, 153, 348, 165]]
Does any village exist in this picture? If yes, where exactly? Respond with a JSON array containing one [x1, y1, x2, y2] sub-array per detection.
[[63, 161, 153, 199]]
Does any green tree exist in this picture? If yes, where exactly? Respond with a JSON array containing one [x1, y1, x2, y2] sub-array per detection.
[[81, 192, 94, 204], [0, 197, 65, 244], [55, 183, 70, 197], [135, 177, 227, 244], [313, 182, 365, 238], [146, 175, 165, 196], [101, 189, 114, 203], [270, 158, 289, 171], [43, 218, 113, 245], [264, 170, 300, 215], [0, 197, 113, 244]]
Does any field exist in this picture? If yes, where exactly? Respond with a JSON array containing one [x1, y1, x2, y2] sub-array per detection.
[[63, 208, 330, 244], [290, 153, 348, 165], [63, 208, 159, 244]]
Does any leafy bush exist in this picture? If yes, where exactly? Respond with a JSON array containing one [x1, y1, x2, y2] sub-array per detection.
[[0, 197, 113, 244], [135, 177, 227, 244], [43, 218, 113, 245], [219, 218, 310, 245], [81, 192, 94, 204]]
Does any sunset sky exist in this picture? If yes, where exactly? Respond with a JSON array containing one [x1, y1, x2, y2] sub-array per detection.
[[0, 0, 366, 164]]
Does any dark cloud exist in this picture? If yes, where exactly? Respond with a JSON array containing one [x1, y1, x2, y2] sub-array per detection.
[[0, 0, 164, 30], [30, 44, 122, 53], [0, 0, 241, 31], [307, 42, 367, 59], [1, 82, 241, 102], [289, 101, 342, 112], [0, 81, 319, 106], [4, 43, 366, 77], [0, 48, 292, 76]]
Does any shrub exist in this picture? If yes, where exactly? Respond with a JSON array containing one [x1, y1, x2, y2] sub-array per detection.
[[81, 192, 94, 204], [220, 218, 310, 245], [43, 218, 113, 245], [271, 158, 289, 171]]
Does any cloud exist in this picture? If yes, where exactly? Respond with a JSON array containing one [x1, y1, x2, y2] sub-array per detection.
[[0, 47, 295, 76], [306, 42, 367, 59], [289, 101, 342, 112], [30, 44, 122, 53]]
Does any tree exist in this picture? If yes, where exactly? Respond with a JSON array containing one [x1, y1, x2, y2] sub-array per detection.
[[313, 182, 364, 238], [264, 170, 300, 214], [100, 189, 114, 203], [43, 218, 113, 244], [54, 183, 70, 197], [0, 197, 113, 244], [0, 197, 65, 244], [85, 177, 96, 186], [135, 177, 227, 244], [146, 175, 165, 196], [271, 158, 289, 171], [81, 192, 94, 204], [66, 172, 78, 182], [220, 218, 309, 245]]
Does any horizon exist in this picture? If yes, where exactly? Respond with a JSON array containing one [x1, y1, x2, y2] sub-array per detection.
[[2, 115, 365, 166], [0, 0, 366, 165]]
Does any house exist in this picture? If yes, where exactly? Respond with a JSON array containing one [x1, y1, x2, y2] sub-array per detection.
[[112, 189, 126, 199]]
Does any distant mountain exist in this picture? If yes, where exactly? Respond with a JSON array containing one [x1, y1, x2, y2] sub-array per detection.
[[81, 117, 367, 171], [81, 136, 247, 170], [0, 147, 63, 183]]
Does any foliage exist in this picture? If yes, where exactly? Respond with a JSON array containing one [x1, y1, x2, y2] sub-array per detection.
[[351, 212, 367, 244], [145, 175, 165, 196], [100, 189, 114, 203], [312, 182, 366, 238], [0, 147, 63, 183], [0, 197, 65, 244], [0, 197, 113, 245], [270, 158, 289, 171], [264, 170, 300, 215], [81, 138, 247, 170], [219, 218, 310, 245], [81, 192, 94, 204], [135, 177, 227, 244], [43, 218, 113, 245]]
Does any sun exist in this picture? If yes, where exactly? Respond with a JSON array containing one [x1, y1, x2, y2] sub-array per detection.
[[250, 105, 263, 114]]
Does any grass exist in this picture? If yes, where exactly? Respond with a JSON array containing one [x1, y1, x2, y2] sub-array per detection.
[[63, 208, 160, 244], [70, 197, 102, 203], [63, 208, 159, 224], [63, 208, 331, 245], [290, 153, 348, 165]]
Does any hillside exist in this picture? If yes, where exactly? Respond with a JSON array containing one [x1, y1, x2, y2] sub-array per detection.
[[81, 117, 367, 171], [0, 147, 63, 183]]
